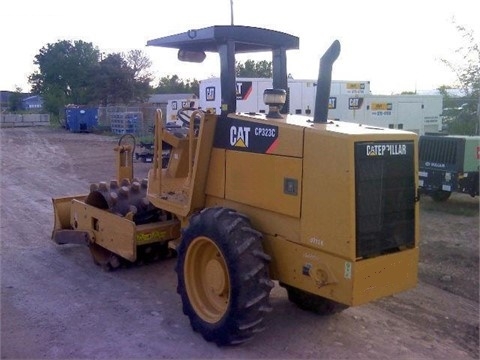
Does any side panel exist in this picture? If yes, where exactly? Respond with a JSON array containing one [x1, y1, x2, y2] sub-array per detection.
[[205, 148, 226, 198], [301, 131, 356, 259], [353, 248, 419, 304], [70, 200, 137, 261], [225, 151, 302, 218], [464, 136, 480, 172], [262, 233, 353, 304], [263, 233, 419, 306], [461, 137, 480, 196]]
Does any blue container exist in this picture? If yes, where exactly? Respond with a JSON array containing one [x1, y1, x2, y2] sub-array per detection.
[[65, 108, 98, 133]]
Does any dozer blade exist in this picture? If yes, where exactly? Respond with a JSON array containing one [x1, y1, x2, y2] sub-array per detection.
[[52, 229, 90, 246], [51, 194, 87, 243]]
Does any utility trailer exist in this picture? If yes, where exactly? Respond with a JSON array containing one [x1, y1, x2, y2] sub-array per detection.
[[419, 135, 480, 201]]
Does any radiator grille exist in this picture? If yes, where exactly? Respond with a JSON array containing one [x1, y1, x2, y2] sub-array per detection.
[[355, 141, 416, 258], [419, 136, 465, 171]]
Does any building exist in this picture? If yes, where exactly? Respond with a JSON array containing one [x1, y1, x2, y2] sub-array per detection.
[[0, 91, 44, 112], [22, 95, 43, 110], [0, 91, 11, 113]]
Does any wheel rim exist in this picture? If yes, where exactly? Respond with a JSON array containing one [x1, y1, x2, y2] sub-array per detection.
[[184, 236, 230, 323]]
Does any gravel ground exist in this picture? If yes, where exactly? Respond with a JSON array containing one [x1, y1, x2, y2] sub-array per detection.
[[1, 126, 478, 359]]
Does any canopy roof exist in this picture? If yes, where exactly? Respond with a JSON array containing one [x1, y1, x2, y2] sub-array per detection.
[[147, 25, 299, 53]]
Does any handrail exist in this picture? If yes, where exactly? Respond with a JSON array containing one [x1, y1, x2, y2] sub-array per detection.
[[149, 109, 163, 195], [187, 110, 205, 185]]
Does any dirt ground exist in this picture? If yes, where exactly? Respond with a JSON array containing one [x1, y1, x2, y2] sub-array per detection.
[[1, 126, 479, 359]]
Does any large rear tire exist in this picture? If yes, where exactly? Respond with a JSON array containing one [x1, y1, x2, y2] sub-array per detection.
[[176, 207, 274, 346]]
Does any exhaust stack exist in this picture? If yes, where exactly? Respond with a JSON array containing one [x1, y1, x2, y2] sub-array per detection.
[[313, 40, 341, 123]]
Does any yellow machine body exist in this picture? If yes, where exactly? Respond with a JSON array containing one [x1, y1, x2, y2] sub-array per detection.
[[52, 108, 419, 305], [145, 110, 419, 307]]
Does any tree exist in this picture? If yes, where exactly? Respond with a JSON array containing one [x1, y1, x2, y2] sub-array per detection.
[[29, 41, 155, 113], [236, 59, 272, 77], [92, 51, 153, 105], [152, 59, 272, 95], [124, 50, 153, 102], [440, 22, 479, 135], [29, 40, 100, 114], [93, 53, 136, 106], [154, 75, 199, 95], [125, 49, 152, 81], [8, 87, 24, 112]]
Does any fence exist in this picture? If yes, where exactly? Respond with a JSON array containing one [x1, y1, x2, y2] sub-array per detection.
[[98, 105, 163, 141], [0, 114, 50, 128]]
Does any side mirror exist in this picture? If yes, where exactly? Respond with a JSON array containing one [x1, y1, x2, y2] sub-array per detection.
[[178, 49, 206, 63]]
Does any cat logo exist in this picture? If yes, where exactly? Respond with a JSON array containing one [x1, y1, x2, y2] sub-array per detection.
[[230, 126, 251, 147], [205, 86, 215, 101], [348, 97, 363, 110]]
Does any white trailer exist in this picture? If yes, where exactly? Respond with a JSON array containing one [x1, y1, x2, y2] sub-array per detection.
[[329, 94, 443, 135], [166, 98, 199, 125], [199, 78, 370, 114], [198, 77, 442, 135]]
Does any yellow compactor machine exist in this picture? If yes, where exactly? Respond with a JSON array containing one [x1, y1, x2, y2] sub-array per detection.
[[52, 25, 419, 346]]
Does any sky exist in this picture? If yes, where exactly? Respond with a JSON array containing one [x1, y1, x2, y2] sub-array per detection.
[[1, 0, 478, 95]]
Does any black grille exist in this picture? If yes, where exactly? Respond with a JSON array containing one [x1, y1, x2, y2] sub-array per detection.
[[355, 141, 416, 258], [419, 136, 465, 172]]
